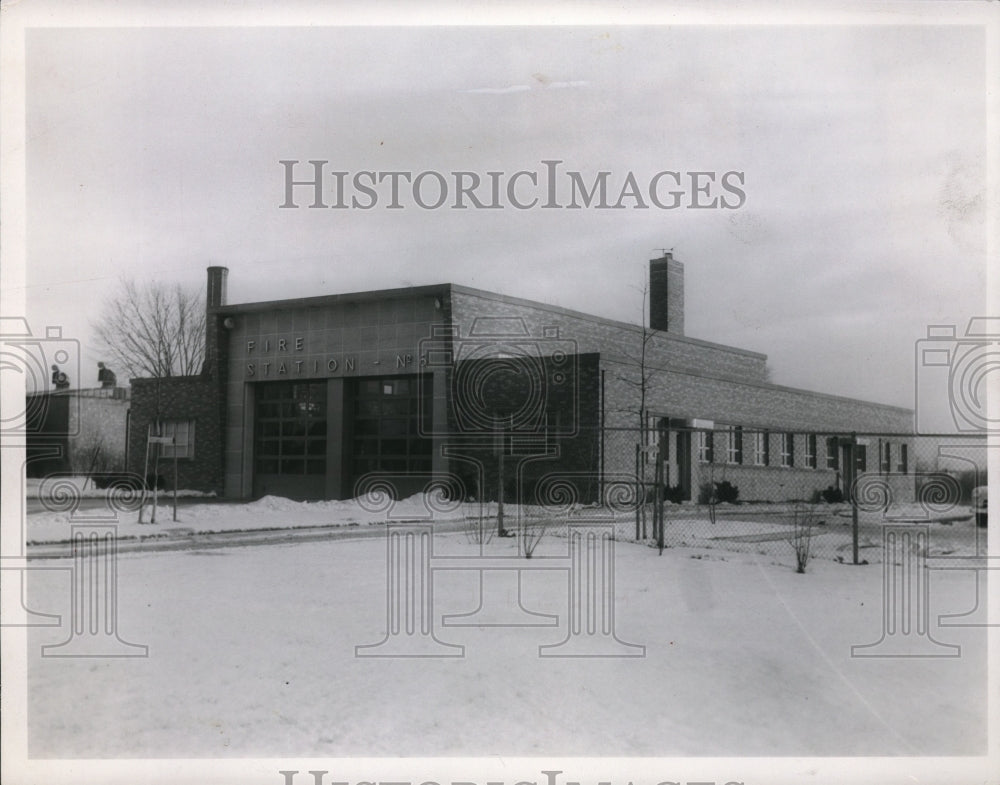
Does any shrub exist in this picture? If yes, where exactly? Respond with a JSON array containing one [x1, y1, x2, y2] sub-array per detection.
[[663, 484, 687, 504], [790, 503, 817, 573], [698, 480, 739, 505], [462, 500, 495, 545], [819, 485, 844, 504], [642, 484, 688, 504], [519, 518, 546, 558], [714, 481, 740, 504]]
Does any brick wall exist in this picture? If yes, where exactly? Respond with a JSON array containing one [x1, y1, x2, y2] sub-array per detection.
[[649, 255, 684, 335], [450, 285, 768, 384], [602, 358, 912, 432], [127, 376, 224, 492], [443, 353, 602, 503]]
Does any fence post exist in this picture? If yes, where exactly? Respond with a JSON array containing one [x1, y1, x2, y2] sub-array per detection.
[[655, 439, 665, 555], [496, 431, 506, 537], [634, 442, 640, 541], [851, 433, 859, 565]]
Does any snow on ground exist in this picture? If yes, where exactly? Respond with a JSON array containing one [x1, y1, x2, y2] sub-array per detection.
[[26, 528, 988, 758], [25, 475, 215, 499], [659, 503, 984, 565], [25, 486, 984, 569], [24, 491, 473, 544]]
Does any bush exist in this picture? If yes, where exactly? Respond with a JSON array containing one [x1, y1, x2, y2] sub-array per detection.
[[519, 517, 546, 558], [697, 480, 739, 505], [714, 481, 739, 504], [790, 503, 817, 573], [819, 485, 844, 504], [664, 484, 687, 504], [642, 484, 689, 504]]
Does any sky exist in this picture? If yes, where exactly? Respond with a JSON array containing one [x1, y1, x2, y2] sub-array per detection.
[[17, 19, 990, 409]]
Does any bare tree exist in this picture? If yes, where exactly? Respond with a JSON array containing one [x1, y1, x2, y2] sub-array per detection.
[[93, 279, 206, 379], [614, 280, 657, 432], [612, 278, 660, 539]]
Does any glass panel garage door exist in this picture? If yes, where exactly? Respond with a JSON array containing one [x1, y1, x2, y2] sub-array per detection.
[[350, 375, 432, 489], [254, 381, 327, 499]]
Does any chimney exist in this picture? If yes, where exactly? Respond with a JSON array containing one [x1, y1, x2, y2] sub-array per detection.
[[649, 253, 684, 335], [207, 266, 229, 309], [203, 266, 229, 378]]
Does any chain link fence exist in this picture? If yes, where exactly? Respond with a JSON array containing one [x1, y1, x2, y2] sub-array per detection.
[[454, 426, 988, 567]]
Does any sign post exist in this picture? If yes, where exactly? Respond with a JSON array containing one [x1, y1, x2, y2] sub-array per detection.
[[148, 434, 175, 524]]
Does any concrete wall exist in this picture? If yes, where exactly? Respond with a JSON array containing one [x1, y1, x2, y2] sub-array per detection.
[[26, 390, 130, 476], [70, 395, 130, 472]]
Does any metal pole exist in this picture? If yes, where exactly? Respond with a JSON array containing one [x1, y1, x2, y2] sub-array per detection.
[[497, 432, 506, 537], [656, 437, 665, 555], [634, 443, 640, 541], [172, 438, 178, 522], [851, 434, 859, 565], [151, 422, 160, 524], [138, 424, 150, 524], [151, 441, 159, 525]]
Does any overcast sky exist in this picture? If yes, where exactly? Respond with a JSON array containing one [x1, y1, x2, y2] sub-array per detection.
[[20, 21, 988, 408]]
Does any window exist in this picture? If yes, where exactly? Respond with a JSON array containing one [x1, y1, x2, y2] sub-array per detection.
[[879, 440, 891, 474], [780, 433, 794, 467], [897, 443, 908, 474], [157, 419, 195, 459], [727, 425, 743, 465], [855, 444, 867, 472], [645, 413, 669, 464], [805, 434, 817, 469], [752, 431, 769, 466], [255, 382, 327, 475], [697, 430, 714, 463], [826, 436, 839, 470]]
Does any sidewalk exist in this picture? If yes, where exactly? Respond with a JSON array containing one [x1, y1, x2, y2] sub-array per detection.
[[27, 516, 475, 560], [23, 489, 473, 552]]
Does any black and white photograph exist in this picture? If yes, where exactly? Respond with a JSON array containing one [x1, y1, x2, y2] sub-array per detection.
[[1, 2, 997, 785]]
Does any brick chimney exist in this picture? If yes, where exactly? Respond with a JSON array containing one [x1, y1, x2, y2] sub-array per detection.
[[649, 253, 684, 335], [203, 266, 229, 378], [207, 266, 228, 309]]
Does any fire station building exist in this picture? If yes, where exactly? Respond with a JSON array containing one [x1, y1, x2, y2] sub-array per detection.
[[126, 256, 914, 502]]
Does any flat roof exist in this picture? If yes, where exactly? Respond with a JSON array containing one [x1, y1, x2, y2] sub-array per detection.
[[215, 281, 768, 362], [450, 283, 767, 361]]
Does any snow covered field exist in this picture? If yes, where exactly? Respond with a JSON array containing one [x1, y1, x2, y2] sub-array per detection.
[[25, 526, 988, 758]]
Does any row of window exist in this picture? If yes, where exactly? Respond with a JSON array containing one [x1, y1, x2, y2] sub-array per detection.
[[693, 428, 908, 473]]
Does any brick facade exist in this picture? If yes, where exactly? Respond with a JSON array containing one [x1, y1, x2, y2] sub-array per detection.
[[127, 377, 224, 492], [125, 261, 915, 503], [649, 254, 684, 334], [450, 285, 769, 383]]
